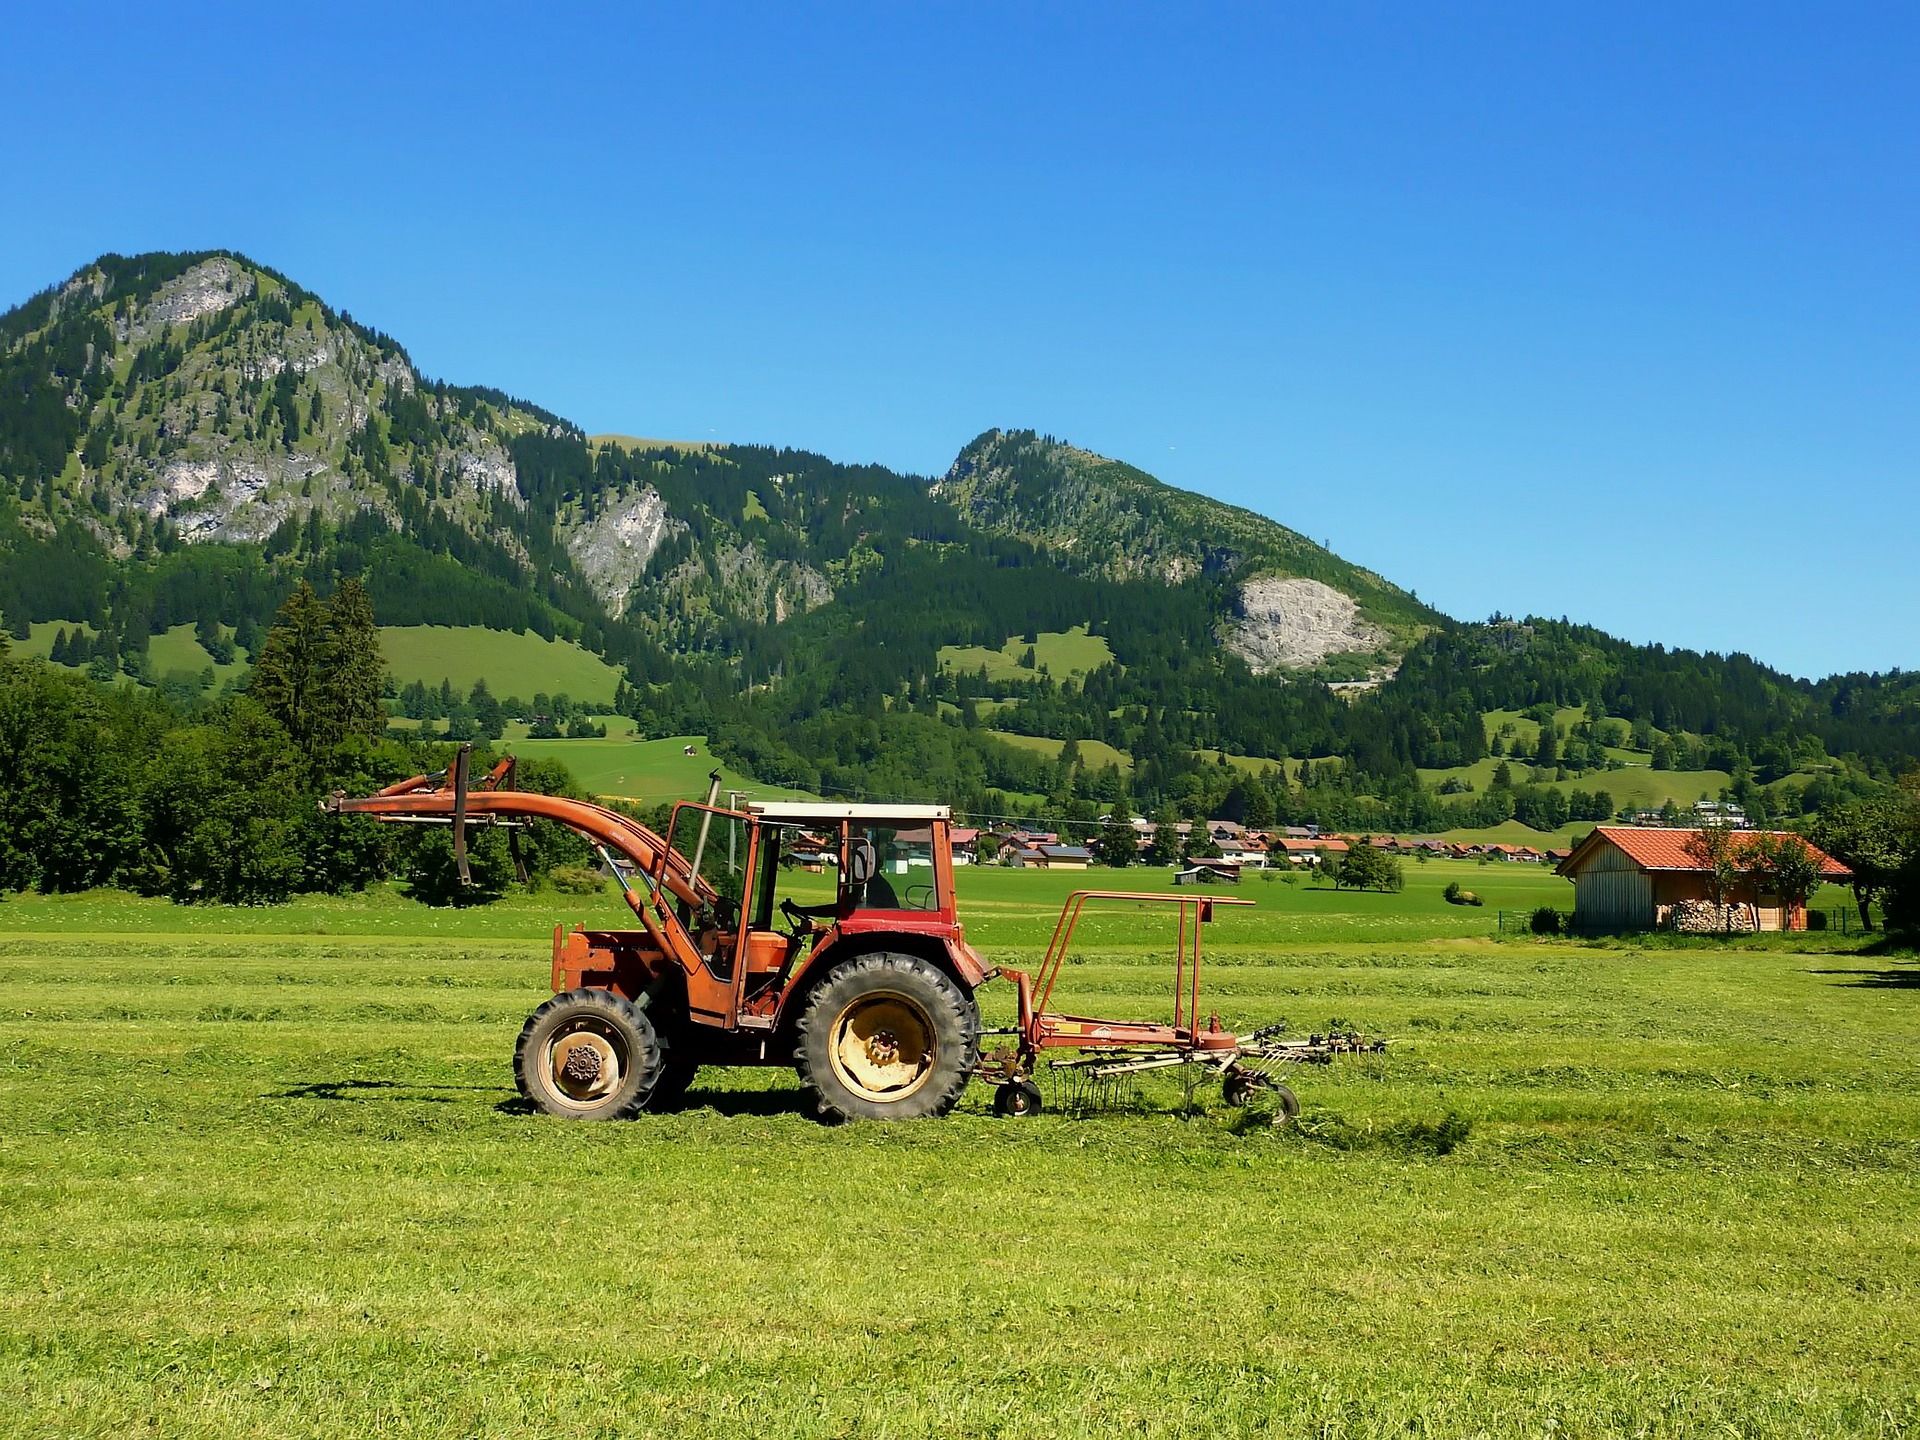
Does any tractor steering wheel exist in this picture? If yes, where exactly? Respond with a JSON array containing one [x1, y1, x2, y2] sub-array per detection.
[[779, 896, 819, 939]]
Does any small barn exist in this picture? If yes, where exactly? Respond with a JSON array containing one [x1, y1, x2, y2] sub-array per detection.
[[1174, 860, 1241, 885], [1555, 826, 1850, 932]]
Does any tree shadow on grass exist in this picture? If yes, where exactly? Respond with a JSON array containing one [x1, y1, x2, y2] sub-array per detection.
[[1807, 968, 1920, 989]]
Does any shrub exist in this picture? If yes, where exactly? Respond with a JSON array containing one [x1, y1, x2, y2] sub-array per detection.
[[1529, 906, 1564, 935], [1443, 882, 1483, 907], [549, 864, 606, 896]]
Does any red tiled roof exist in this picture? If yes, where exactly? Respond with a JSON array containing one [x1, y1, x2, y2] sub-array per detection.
[[1559, 826, 1850, 878]]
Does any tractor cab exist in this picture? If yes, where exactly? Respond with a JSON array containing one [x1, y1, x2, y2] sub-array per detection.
[[650, 800, 976, 1030]]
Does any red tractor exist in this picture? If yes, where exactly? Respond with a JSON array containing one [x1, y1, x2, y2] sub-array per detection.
[[334, 752, 991, 1121], [334, 749, 1375, 1121]]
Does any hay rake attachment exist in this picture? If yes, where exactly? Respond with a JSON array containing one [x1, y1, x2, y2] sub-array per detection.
[[985, 892, 1388, 1120]]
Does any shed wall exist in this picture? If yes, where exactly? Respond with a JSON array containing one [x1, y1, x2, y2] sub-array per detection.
[[1569, 842, 1654, 929]]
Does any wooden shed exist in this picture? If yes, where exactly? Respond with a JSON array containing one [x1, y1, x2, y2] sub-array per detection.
[[1555, 826, 1849, 932]]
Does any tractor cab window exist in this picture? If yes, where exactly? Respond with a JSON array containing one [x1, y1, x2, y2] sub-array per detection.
[[665, 804, 748, 930], [848, 825, 939, 912]]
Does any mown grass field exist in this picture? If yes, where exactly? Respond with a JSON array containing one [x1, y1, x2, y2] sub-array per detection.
[[2, 858, 1914, 1436]]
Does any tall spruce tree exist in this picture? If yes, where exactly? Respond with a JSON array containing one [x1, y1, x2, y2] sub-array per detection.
[[250, 580, 386, 771], [249, 582, 332, 764], [320, 578, 386, 746]]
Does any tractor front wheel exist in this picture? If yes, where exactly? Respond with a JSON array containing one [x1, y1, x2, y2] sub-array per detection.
[[514, 988, 665, 1120], [795, 953, 978, 1121]]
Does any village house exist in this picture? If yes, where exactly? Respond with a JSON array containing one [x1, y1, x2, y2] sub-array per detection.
[[1217, 833, 1268, 868], [950, 826, 980, 866], [1028, 844, 1093, 870], [1555, 826, 1849, 932]]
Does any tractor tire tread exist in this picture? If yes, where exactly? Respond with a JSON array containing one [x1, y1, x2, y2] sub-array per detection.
[[793, 952, 979, 1122], [514, 987, 664, 1121]]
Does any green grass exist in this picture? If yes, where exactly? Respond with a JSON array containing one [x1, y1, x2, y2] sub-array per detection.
[[0, 869, 1914, 1435], [15, 621, 248, 690], [938, 625, 1116, 683], [1417, 756, 1736, 814], [148, 622, 250, 690], [12, 620, 97, 666], [380, 626, 626, 705], [1195, 747, 1297, 779], [1482, 705, 1594, 749], [986, 729, 1133, 774]]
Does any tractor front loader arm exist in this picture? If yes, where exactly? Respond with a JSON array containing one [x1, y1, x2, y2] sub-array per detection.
[[327, 748, 716, 914]]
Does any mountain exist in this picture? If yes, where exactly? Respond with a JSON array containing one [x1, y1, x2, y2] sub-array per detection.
[[938, 429, 1438, 672], [1, 249, 1915, 831]]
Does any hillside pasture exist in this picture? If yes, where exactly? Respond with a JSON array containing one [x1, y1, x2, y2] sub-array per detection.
[[1194, 746, 1295, 778], [1417, 756, 1736, 814], [938, 624, 1116, 683], [148, 622, 250, 689], [379, 625, 625, 706], [12, 620, 96, 664], [986, 729, 1134, 775], [505, 731, 816, 805], [0, 874, 1912, 1436]]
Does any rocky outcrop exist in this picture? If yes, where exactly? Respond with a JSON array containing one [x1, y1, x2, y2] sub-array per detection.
[[1224, 576, 1386, 673], [143, 452, 329, 541], [564, 487, 682, 616], [124, 257, 253, 342], [715, 544, 831, 625], [456, 445, 521, 504]]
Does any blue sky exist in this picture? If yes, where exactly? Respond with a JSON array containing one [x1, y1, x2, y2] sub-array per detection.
[[4, 2, 1914, 677]]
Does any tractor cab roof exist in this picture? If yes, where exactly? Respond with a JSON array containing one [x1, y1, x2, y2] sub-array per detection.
[[744, 801, 951, 824]]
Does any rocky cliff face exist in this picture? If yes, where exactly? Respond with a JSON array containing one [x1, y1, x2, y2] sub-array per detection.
[[937, 429, 1440, 664], [1223, 576, 1388, 673], [15, 253, 532, 556], [561, 486, 682, 616]]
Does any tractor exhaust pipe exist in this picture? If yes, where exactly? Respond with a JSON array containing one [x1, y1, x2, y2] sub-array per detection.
[[686, 768, 724, 879]]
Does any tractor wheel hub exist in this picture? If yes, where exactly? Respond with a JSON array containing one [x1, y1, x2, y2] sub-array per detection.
[[561, 1046, 604, 1084]]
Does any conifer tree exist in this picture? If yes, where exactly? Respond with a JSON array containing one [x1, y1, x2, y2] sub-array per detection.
[[320, 578, 386, 745], [249, 582, 332, 764]]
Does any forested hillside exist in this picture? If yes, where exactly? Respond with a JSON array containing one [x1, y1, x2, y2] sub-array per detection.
[[1, 248, 1915, 847]]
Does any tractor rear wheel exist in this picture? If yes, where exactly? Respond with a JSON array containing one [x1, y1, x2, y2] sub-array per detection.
[[514, 988, 664, 1120], [795, 953, 978, 1121]]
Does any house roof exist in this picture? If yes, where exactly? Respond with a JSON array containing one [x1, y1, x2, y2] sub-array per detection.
[[1037, 844, 1093, 860], [1557, 826, 1850, 879], [750, 801, 950, 822]]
